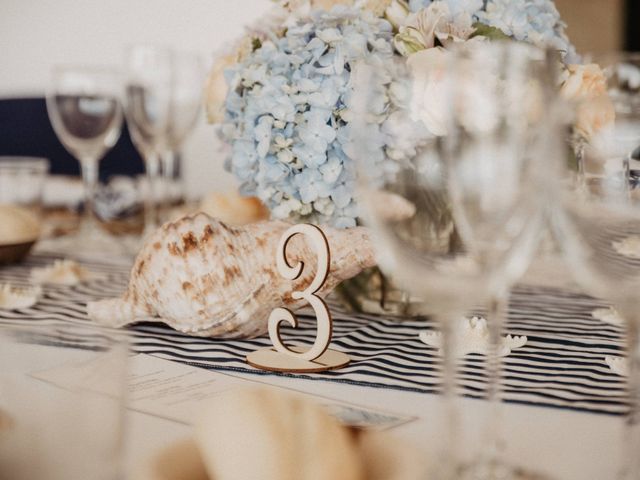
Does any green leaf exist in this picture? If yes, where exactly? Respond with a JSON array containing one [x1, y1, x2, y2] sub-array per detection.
[[470, 22, 511, 41], [393, 28, 427, 56]]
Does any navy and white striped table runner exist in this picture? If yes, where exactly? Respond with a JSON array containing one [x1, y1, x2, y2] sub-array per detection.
[[0, 253, 627, 416]]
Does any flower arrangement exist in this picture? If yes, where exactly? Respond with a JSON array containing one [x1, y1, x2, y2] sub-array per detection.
[[206, 0, 600, 228]]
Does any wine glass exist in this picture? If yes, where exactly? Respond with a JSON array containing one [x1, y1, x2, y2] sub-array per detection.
[[124, 45, 173, 236], [160, 50, 204, 214], [349, 41, 557, 479], [551, 53, 640, 480], [46, 66, 123, 253], [443, 44, 563, 480]]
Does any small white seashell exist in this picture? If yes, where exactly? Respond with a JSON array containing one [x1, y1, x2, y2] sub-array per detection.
[[419, 316, 527, 357], [87, 214, 377, 338], [31, 259, 95, 286], [592, 306, 624, 326], [612, 235, 640, 258], [0, 284, 41, 310], [605, 356, 628, 377]]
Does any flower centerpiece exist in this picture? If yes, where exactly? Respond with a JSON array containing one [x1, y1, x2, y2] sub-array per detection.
[[205, 0, 608, 313]]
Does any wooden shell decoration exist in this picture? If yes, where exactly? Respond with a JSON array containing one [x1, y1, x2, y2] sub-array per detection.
[[246, 224, 350, 373], [87, 213, 376, 339]]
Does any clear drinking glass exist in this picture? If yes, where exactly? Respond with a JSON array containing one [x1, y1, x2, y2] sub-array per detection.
[[46, 66, 123, 251], [350, 41, 556, 479], [551, 53, 640, 480], [0, 157, 49, 214], [124, 45, 173, 236], [161, 50, 204, 212], [573, 53, 640, 189], [0, 323, 128, 480]]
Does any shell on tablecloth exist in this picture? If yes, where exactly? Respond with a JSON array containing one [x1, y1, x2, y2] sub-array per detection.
[[31, 259, 95, 286], [87, 213, 376, 338], [0, 284, 41, 310]]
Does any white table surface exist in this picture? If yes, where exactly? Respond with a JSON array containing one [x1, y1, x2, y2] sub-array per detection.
[[122, 252, 618, 480], [124, 363, 621, 480]]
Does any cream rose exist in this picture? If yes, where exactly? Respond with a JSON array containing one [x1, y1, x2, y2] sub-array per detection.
[[561, 63, 615, 139], [204, 35, 257, 124], [205, 53, 236, 124]]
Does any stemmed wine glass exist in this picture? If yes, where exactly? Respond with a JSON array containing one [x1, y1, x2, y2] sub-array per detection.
[[46, 66, 123, 253], [124, 45, 173, 236], [160, 50, 204, 214], [551, 53, 640, 480], [443, 45, 564, 480], [350, 42, 557, 480]]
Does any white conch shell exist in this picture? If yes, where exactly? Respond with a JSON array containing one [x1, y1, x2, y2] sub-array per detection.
[[0, 284, 41, 309], [87, 214, 376, 338], [31, 259, 94, 286], [419, 316, 527, 357]]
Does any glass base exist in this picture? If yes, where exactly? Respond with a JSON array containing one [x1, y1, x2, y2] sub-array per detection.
[[38, 228, 135, 263]]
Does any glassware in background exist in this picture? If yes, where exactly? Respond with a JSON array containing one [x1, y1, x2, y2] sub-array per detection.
[[350, 41, 556, 480], [124, 45, 173, 235], [46, 66, 124, 253], [0, 157, 49, 214], [161, 50, 204, 216], [571, 53, 640, 188], [551, 53, 640, 480], [0, 323, 128, 480]]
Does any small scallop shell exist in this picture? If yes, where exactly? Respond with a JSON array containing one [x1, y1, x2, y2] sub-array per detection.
[[419, 316, 527, 357], [0, 284, 41, 310], [605, 356, 628, 377], [31, 259, 95, 286]]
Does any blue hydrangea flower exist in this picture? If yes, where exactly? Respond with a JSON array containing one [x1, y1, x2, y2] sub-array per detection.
[[406, 0, 577, 62], [221, 6, 396, 227], [477, 0, 578, 62]]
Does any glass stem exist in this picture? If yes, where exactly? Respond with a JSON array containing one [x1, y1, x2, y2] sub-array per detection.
[[144, 153, 161, 236], [482, 291, 509, 471], [161, 149, 176, 210], [621, 315, 640, 480], [438, 311, 460, 480], [79, 158, 99, 235], [574, 142, 587, 194]]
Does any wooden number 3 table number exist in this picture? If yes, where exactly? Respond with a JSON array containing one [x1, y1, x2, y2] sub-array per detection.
[[246, 224, 351, 373]]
